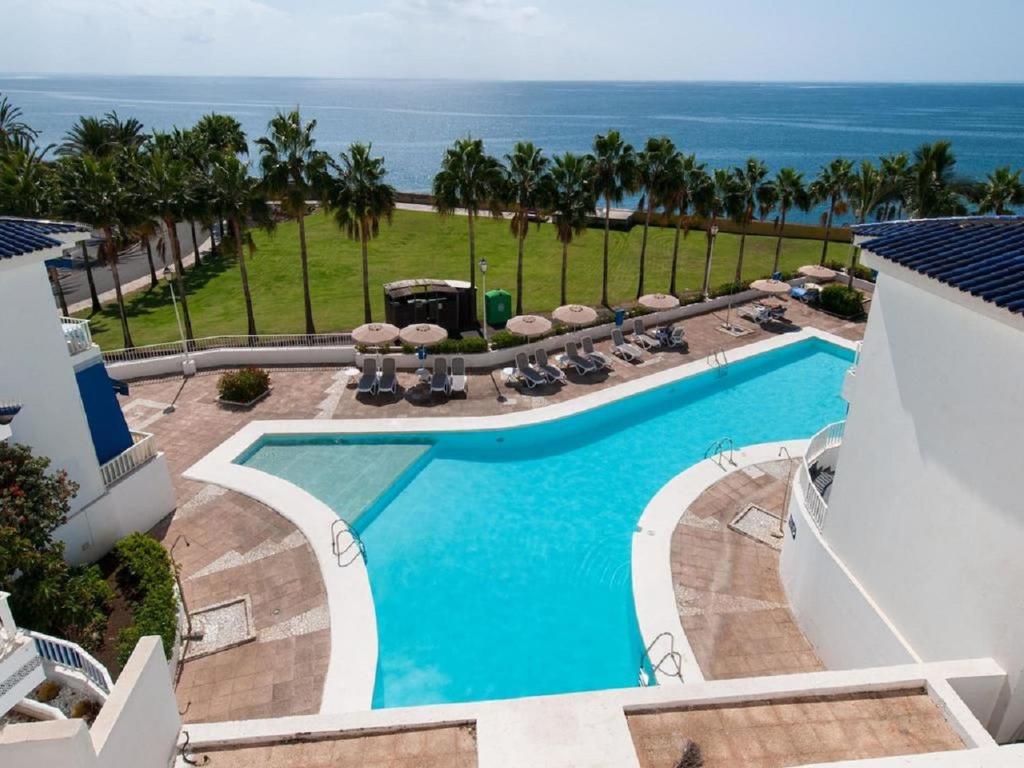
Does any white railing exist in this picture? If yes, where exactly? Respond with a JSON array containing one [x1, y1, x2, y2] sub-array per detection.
[[102, 332, 355, 363], [29, 629, 113, 696], [806, 420, 846, 465], [99, 430, 157, 487], [797, 420, 846, 531], [60, 316, 94, 356]]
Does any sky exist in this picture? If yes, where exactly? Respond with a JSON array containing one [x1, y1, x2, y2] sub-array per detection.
[[0, 0, 1021, 82]]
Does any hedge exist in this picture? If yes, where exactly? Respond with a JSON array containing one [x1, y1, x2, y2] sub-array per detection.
[[819, 284, 865, 318], [114, 533, 179, 666]]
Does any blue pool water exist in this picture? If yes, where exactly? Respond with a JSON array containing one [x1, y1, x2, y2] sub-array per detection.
[[239, 339, 852, 707]]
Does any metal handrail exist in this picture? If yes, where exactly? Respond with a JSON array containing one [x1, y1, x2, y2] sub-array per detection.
[[331, 519, 367, 567], [704, 437, 735, 468], [638, 631, 684, 686]]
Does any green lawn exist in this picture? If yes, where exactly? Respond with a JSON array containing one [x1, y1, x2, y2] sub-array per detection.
[[80, 209, 845, 349]]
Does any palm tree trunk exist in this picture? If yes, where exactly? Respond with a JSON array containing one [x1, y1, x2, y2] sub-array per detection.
[[701, 224, 716, 297], [361, 232, 372, 324], [734, 217, 749, 285], [636, 199, 652, 299], [190, 221, 202, 268], [234, 220, 257, 336], [515, 232, 525, 316], [165, 217, 194, 340], [104, 229, 133, 348], [81, 242, 101, 314], [210, 216, 220, 258], [297, 212, 315, 334], [560, 241, 569, 305], [847, 245, 859, 289], [467, 212, 479, 324], [772, 208, 788, 274], [819, 199, 835, 266], [669, 214, 683, 296], [144, 238, 158, 289], [49, 267, 68, 316], [601, 195, 611, 308]]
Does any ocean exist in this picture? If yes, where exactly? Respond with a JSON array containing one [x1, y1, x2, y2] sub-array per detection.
[[2, 76, 1023, 220]]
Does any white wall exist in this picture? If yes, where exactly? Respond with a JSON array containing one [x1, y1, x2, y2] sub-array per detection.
[[0, 261, 106, 513], [822, 268, 1024, 741]]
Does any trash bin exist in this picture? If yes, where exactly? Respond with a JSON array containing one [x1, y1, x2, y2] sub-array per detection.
[[614, 308, 627, 327], [485, 289, 512, 328]]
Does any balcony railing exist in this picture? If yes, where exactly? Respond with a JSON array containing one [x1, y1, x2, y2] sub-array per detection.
[[102, 332, 355, 364], [29, 629, 112, 696], [61, 316, 94, 356], [99, 430, 157, 488], [797, 420, 846, 531]]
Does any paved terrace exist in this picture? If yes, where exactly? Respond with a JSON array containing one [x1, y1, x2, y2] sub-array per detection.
[[118, 300, 864, 724]]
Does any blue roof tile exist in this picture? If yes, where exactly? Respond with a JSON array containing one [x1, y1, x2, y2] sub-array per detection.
[[0, 218, 89, 260], [853, 217, 1024, 317]]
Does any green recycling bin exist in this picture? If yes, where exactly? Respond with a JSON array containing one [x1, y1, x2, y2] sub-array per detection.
[[484, 289, 512, 328]]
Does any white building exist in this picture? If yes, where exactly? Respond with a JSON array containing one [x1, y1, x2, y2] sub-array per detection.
[[0, 217, 175, 564], [782, 216, 1024, 743]]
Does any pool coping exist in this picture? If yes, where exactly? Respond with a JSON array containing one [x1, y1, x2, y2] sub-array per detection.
[[184, 327, 857, 714]]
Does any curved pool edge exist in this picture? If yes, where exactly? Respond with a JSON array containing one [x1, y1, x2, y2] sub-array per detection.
[[181, 460, 379, 714], [631, 438, 811, 686]]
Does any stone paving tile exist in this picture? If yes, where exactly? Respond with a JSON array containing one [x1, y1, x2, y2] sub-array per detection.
[[672, 459, 825, 679], [193, 724, 478, 768], [627, 689, 964, 768], [119, 302, 863, 724]]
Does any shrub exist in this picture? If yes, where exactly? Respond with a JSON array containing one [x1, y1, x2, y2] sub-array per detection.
[[427, 337, 489, 355], [114, 533, 178, 666], [709, 280, 745, 298], [825, 259, 874, 282], [678, 292, 705, 307], [217, 367, 270, 403], [489, 329, 527, 350], [819, 283, 865, 318]]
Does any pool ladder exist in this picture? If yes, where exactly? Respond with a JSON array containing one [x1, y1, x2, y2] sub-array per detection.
[[704, 437, 736, 469], [331, 519, 367, 567], [706, 347, 729, 374], [638, 632, 684, 687]]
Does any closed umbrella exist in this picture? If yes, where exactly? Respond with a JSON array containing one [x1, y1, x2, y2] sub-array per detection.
[[552, 304, 598, 327], [749, 278, 792, 296], [638, 293, 681, 311], [506, 314, 552, 340], [798, 264, 838, 282], [351, 322, 400, 346], [399, 323, 448, 346]]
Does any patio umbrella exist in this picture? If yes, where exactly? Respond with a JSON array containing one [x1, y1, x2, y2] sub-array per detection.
[[351, 322, 400, 346], [749, 278, 792, 296], [399, 323, 448, 346], [798, 264, 838, 282], [552, 304, 598, 327], [506, 314, 552, 339], [638, 293, 680, 311]]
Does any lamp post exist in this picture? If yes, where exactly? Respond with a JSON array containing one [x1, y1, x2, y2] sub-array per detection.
[[163, 266, 194, 378], [479, 257, 489, 344], [703, 224, 719, 301]]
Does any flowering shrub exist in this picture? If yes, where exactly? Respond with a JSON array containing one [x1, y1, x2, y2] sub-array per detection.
[[217, 367, 270, 404]]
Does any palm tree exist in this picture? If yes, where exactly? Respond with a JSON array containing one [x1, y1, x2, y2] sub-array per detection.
[[256, 110, 329, 334], [879, 152, 911, 220], [726, 158, 769, 285], [845, 161, 886, 288], [764, 168, 811, 274], [0, 93, 38, 149], [973, 167, 1024, 215], [548, 152, 595, 305], [0, 140, 54, 217], [589, 131, 637, 307], [432, 137, 503, 300], [58, 153, 138, 347], [693, 168, 730, 298], [58, 112, 146, 159], [332, 143, 397, 324], [908, 141, 969, 218], [503, 141, 549, 315], [810, 158, 854, 266], [131, 216, 161, 290], [635, 136, 676, 298], [193, 113, 248, 157], [212, 156, 272, 336], [661, 153, 704, 296]]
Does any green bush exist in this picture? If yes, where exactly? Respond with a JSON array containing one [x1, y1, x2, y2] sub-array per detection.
[[114, 533, 178, 666], [709, 280, 745, 298], [427, 337, 489, 355], [489, 329, 527, 350], [217, 367, 270, 403], [825, 259, 875, 282], [819, 284, 865, 317]]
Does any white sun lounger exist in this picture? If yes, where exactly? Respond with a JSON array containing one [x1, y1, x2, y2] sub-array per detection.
[[377, 356, 397, 395], [450, 356, 468, 395], [563, 341, 597, 374], [630, 317, 661, 350], [514, 351, 546, 388], [430, 356, 450, 395], [611, 329, 644, 362], [581, 336, 613, 369], [357, 357, 378, 394], [534, 348, 566, 383]]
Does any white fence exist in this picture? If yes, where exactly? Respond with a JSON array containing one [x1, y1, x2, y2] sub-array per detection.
[[103, 332, 355, 363], [29, 629, 113, 696], [61, 316, 94, 356], [798, 420, 846, 530], [99, 430, 157, 488]]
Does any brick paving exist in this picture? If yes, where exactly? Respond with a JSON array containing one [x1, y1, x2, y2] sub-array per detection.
[[118, 301, 863, 723], [627, 689, 964, 768], [193, 724, 478, 767], [672, 459, 824, 680]]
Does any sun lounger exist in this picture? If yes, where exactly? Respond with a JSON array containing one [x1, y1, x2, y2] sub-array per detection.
[[740, 303, 772, 325], [377, 357, 397, 395], [563, 341, 597, 374], [514, 351, 547, 388], [629, 317, 660, 350], [430, 356, 450, 395], [357, 357, 378, 395], [450, 356, 468, 395], [655, 324, 687, 349], [581, 336, 612, 369], [534, 348, 566, 383], [611, 329, 644, 362]]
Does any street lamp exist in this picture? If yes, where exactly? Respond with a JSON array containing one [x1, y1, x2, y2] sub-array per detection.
[[478, 257, 489, 344], [702, 224, 719, 301], [163, 266, 194, 378]]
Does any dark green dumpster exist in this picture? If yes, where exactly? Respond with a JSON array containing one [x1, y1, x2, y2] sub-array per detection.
[[484, 289, 512, 328]]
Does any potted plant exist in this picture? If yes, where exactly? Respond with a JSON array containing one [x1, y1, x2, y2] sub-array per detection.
[[217, 367, 271, 409]]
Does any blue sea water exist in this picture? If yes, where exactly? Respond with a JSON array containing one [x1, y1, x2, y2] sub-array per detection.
[[239, 338, 853, 707], [2, 76, 1023, 220]]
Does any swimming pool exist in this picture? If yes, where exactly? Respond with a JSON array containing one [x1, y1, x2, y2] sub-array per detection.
[[239, 338, 852, 708]]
